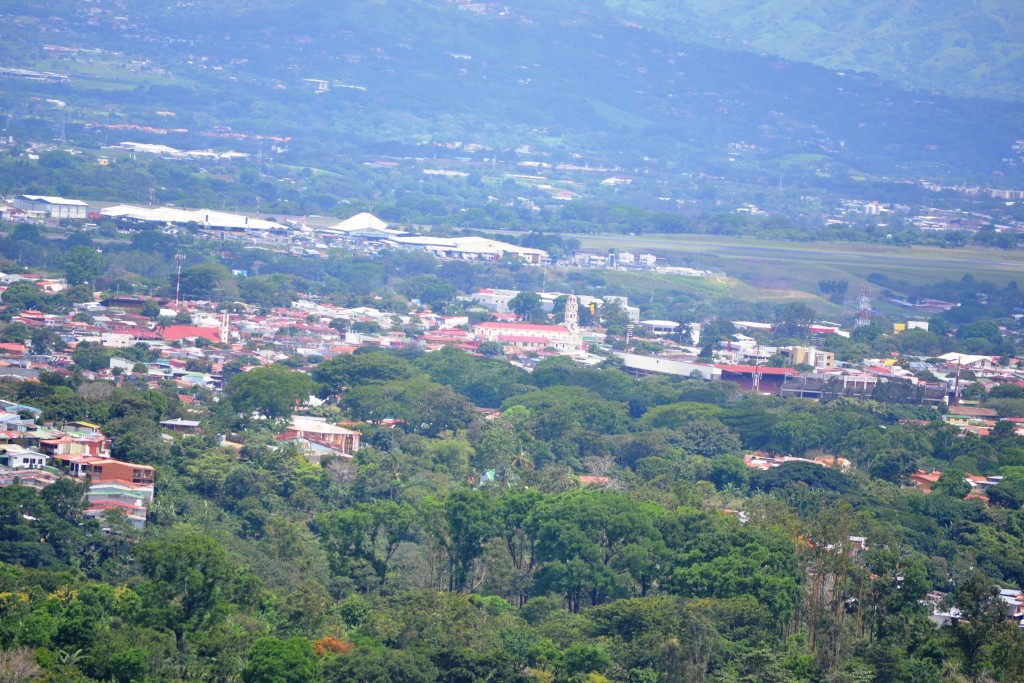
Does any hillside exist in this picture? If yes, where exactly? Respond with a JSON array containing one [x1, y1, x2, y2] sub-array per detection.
[[602, 0, 1024, 101], [0, 0, 1021, 189]]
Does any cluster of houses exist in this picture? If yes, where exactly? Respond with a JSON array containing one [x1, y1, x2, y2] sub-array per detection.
[[743, 452, 852, 472], [909, 468, 1005, 504], [926, 587, 1024, 630], [0, 406, 155, 530]]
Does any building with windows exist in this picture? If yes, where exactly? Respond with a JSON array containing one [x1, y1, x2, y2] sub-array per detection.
[[473, 321, 584, 354]]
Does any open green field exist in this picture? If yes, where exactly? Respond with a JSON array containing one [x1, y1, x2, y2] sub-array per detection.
[[578, 235, 1024, 295]]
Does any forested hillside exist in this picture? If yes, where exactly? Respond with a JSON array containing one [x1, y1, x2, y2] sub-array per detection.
[[4, 344, 1024, 682], [0, 0, 1021, 187], [602, 0, 1024, 101]]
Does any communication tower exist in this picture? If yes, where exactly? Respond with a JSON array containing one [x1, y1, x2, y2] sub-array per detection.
[[855, 286, 871, 327], [174, 253, 186, 306]]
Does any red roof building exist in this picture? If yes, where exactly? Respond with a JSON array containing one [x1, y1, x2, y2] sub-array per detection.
[[160, 325, 222, 343], [715, 364, 798, 392], [473, 322, 583, 353], [910, 469, 942, 494]]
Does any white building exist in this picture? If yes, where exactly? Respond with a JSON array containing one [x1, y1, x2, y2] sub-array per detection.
[[101, 205, 287, 232], [616, 352, 721, 381], [639, 320, 680, 336], [390, 235, 549, 265], [0, 446, 50, 469], [465, 288, 521, 314], [12, 195, 89, 219], [473, 322, 583, 354], [323, 212, 407, 241]]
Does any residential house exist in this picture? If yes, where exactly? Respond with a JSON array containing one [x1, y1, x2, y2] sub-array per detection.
[[281, 416, 361, 455], [0, 468, 60, 489], [0, 445, 50, 469], [910, 469, 942, 493], [160, 418, 202, 434], [53, 454, 155, 485], [83, 498, 147, 530]]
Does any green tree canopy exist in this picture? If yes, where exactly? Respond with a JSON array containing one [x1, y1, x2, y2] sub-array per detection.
[[508, 290, 544, 322], [243, 637, 321, 683], [226, 364, 319, 420]]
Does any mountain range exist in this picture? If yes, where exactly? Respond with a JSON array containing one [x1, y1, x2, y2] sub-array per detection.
[[0, 0, 1021, 188]]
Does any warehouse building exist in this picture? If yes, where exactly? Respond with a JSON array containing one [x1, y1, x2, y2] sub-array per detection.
[[12, 195, 89, 219]]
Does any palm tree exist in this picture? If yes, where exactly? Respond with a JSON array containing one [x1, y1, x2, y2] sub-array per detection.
[[55, 649, 86, 666], [510, 449, 534, 471]]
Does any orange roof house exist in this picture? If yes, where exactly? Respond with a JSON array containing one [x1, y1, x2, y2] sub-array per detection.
[[53, 454, 155, 485], [910, 469, 942, 493]]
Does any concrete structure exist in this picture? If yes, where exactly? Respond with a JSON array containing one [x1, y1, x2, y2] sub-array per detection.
[[616, 352, 720, 381], [779, 346, 835, 370], [716, 364, 798, 393], [564, 294, 580, 332], [639, 320, 680, 336], [12, 195, 89, 219], [390, 235, 549, 264]]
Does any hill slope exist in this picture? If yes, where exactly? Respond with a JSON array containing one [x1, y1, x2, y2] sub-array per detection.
[[603, 0, 1024, 101], [0, 0, 1021, 187]]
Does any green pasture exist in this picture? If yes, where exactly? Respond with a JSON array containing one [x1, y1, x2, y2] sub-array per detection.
[[576, 233, 1024, 305]]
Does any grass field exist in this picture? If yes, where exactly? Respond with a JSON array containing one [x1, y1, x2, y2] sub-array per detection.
[[575, 234, 1024, 311]]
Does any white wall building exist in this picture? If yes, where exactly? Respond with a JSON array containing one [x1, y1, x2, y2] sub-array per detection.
[[13, 195, 89, 219], [473, 322, 583, 354]]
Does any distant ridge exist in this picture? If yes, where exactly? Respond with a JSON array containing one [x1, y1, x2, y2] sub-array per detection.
[[602, 0, 1024, 101]]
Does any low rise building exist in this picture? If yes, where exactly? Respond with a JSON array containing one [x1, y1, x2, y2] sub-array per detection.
[[474, 321, 584, 354], [281, 416, 361, 455], [12, 194, 89, 219]]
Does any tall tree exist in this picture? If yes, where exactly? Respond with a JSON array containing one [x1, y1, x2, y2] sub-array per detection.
[[136, 526, 238, 650], [60, 245, 106, 286], [508, 291, 544, 322], [243, 637, 321, 683], [312, 351, 418, 395], [225, 364, 318, 420]]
